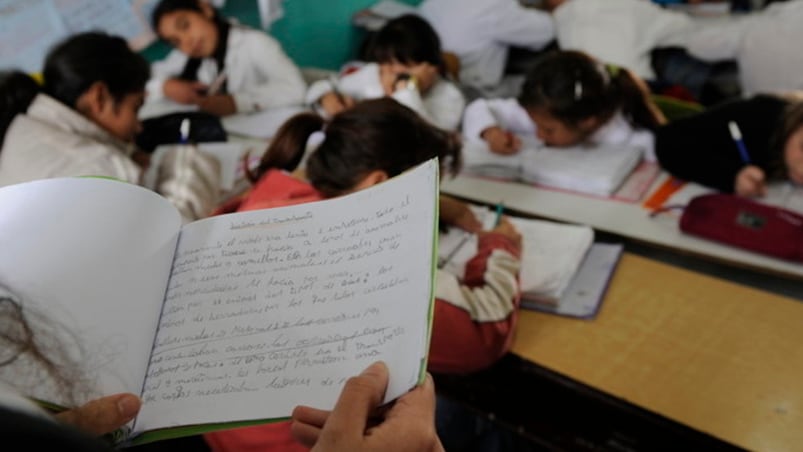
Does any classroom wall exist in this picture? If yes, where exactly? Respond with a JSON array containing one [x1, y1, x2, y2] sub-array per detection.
[[141, 0, 422, 71]]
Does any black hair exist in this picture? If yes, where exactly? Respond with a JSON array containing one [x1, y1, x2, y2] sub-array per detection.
[[0, 32, 149, 148], [518, 50, 664, 133], [0, 71, 40, 148], [151, 0, 224, 32], [768, 100, 803, 180], [250, 98, 462, 198], [43, 32, 150, 108], [368, 14, 444, 73]]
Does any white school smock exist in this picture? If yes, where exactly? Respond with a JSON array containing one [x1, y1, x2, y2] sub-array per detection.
[[462, 97, 656, 161], [552, 0, 693, 80], [418, 0, 555, 90], [685, 0, 803, 96], [146, 25, 307, 114], [306, 62, 466, 131]]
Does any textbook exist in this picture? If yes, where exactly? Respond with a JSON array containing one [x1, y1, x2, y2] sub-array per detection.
[[0, 160, 440, 445], [460, 136, 644, 197], [438, 206, 595, 307]]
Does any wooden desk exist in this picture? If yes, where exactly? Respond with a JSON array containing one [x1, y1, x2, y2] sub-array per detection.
[[441, 175, 803, 279], [512, 253, 803, 452]]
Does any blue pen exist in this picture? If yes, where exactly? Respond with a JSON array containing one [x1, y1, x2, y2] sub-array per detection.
[[728, 121, 751, 164], [494, 202, 505, 227], [179, 118, 190, 144]]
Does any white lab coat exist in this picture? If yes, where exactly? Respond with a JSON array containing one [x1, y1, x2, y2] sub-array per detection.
[[462, 97, 656, 161], [552, 0, 693, 80], [306, 62, 466, 131], [418, 0, 555, 90], [685, 0, 803, 96], [146, 25, 306, 114]]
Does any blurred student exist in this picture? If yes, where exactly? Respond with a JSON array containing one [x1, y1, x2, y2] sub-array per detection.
[[685, 0, 803, 97], [417, 0, 555, 97], [656, 94, 803, 197], [0, 287, 442, 452], [148, 0, 306, 116], [544, 0, 692, 82], [204, 98, 522, 452], [306, 14, 465, 131], [463, 50, 664, 160], [0, 32, 220, 223]]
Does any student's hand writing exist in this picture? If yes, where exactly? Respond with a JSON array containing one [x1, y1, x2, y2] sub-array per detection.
[[319, 92, 356, 116], [735, 165, 767, 197], [197, 94, 237, 116], [439, 195, 482, 232], [55, 393, 141, 436], [480, 216, 522, 249], [163, 78, 207, 104], [481, 127, 521, 155], [290, 361, 444, 452]]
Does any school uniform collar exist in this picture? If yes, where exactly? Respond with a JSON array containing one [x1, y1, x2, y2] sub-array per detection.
[[26, 94, 134, 154]]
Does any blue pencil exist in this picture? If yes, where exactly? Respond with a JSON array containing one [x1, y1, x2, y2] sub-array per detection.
[[728, 121, 751, 164], [494, 202, 505, 227]]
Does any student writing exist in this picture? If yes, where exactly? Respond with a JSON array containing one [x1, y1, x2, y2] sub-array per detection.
[[0, 32, 220, 223], [656, 94, 803, 197], [205, 98, 522, 452], [147, 0, 307, 116], [463, 50, 665, 158], [306, 14, 466, 131]]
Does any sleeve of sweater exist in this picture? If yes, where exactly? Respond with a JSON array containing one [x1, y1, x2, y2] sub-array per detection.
[[427, 233, 521, 374]]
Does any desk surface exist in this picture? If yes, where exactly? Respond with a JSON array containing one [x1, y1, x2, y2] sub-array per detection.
[[441, 175, 803, 279], [512, 253, 803, 452]]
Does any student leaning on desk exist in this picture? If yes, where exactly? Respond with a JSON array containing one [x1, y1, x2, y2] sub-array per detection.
[[146, 0, 307, 117], [204, 98, 523, 452], [463, 50, 665, 159], [655, 94, 803, 197], [0, 32, 220, 224]]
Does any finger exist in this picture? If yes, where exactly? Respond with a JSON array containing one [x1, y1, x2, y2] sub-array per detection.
[[290, 420, 323, 448], [56, 393, 141, 436], [376, 374, 438, 440], [322, 361, 389, 440], [291, 405, 330, 428]]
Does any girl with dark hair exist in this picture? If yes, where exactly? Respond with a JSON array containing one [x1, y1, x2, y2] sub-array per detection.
[[656, 94, 803, 197], [0, 32, 221, 223], [148, 0, 306, 116], [305, 14, 466, 131], [463, 50, 665, 158], [204, 98, 522, 452]]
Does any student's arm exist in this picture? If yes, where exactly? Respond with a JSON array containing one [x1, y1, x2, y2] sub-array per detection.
[[416, 79, 466, 131], [145, 49, 192, 103], [155, 145, 222, 223], [230, 32, 307, 113], [490, 2, 555, 51], [428, 222, 522, 374], [685, 16, 748, 62]]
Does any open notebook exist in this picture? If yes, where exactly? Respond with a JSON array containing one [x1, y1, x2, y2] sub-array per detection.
[[439, 206, 595, 306], [461, 136, 644, 197]]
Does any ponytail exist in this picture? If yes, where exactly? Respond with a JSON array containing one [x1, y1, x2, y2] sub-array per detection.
[[609, 66, 666, 131], [0, 71, 41, 149], [247, 112, 325, 183]]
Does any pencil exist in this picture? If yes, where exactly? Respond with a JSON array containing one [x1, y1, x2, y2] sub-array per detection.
[[494, 202, 505, 227], [728, 121, 751, 164]]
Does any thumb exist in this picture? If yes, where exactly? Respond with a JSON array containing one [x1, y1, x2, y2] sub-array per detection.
[[55, 393, 141, 436]]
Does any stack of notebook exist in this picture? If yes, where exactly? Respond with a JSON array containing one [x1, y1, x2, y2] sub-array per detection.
[[460, 137, 643, 197]]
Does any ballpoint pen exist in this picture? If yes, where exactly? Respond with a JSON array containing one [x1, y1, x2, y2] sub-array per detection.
[[179, 118, 190, 144], [728, 121, 751, 164], [494, 202, 505, 227]]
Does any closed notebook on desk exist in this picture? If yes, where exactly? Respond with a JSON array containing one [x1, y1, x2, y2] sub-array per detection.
[[461, 137, 643, 197]]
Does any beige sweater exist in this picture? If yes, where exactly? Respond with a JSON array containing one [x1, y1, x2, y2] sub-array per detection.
[[0, 94, 221, 222]]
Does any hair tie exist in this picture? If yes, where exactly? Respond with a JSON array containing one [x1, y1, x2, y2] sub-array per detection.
[[605, 64, 621, 78]]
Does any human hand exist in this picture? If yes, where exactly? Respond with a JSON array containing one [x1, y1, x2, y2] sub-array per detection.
[[291, 361, 444, 452], [197, 94, 237, 116], [479, 216, 522, 249], [439, 195, 482, 233], [163, 78, 207, 104], [55, 393, 141, 436], [735, 165, 767, 197], [319, 92, 356, 116], [481, 127, 521, 155]]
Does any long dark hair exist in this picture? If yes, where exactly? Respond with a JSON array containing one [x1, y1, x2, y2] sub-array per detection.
[[0, 32, 149, 148], [518, 50, 663, 133], [769, 100, 803, 180], [250, 98, 462, 198], [367, 14, 445, 75], [151, 0, 225, 32]]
